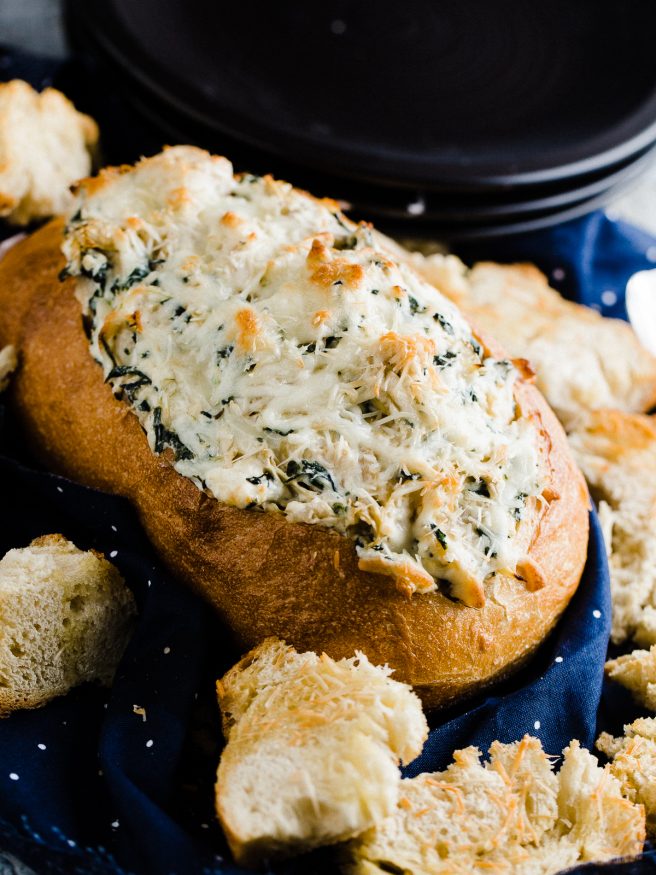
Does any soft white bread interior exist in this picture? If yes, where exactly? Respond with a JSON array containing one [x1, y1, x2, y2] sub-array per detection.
[[410, 254, 656, 429], [215, 638, 428, 867], [597, 717, 656, 837], [606, 645, 656, 711], [568, 409, 656, 644], [0, 79, 98, 225], [347, 735, 645, 874], [0, 344, 16, 392], [0, 534, 136, 714]]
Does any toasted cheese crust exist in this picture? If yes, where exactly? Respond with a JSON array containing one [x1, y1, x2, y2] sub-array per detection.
[[215, 638, 427, 866], [62, 146, 545, 607], [347, 736, 645, 875]]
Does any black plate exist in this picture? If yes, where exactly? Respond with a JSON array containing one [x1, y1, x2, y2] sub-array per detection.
[[69, 0, 656, 192], [346, 145, 656, 225], [377, 166, 655, 240]]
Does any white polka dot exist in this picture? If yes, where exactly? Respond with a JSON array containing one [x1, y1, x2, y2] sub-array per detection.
[[109, 550, 118, 559], [534, 720, 541, 730], [98, 769, 104, 776], [146, 739, 154, 748], [593, 609, 602, 619], [407, 198, 425, 217], [62, 721, 67, 726], [56, 486, 64, 493], [200, 823, 209, 830], [9, 773, 19, 781], [111, 820, 119, 829], [552, 267, 565, 281], [555, 656, 563, 663], [647, 246, 656, 263], [330, 18, 346, 34], [601, 290, 617, 306], [111, 525, 117, 532], [147, 579, 152, 587], [163, 646, 171, 655], [37, 743, 46, 751], [67, 839, 76, 847]]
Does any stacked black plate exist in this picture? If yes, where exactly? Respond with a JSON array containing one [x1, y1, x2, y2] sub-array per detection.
[[67, 0, 656, 239]]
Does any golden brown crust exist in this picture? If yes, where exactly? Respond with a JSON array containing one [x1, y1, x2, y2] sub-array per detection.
[[0, 222, 590, 708]]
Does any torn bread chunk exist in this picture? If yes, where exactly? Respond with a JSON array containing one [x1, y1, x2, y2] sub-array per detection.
[[606, 645, 656, 711], [0, 344, 16, 392], [215, 638, 428, 867], [410, 255, 656, 429], [347, 735, 645, 875], [0, 80, 98, 225], [597, 717, 656, 836], [568, 409, 656, 644], [0, 534, 136, 714]]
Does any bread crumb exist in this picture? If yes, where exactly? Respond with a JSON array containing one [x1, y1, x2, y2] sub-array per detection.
[[606, 645, 656, 711], [133, 704, 147, 722], [597, 716, 656, 836], [0, 534, 136, 714], [215, 638, 428, 867], [568, 410, 656, 644], [0, 345, 16, 392], [347, 735, 645, 874], [0, 80, 98, 225]]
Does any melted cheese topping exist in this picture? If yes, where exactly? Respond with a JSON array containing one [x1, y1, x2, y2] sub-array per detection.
[[62, 146, 544, 607]]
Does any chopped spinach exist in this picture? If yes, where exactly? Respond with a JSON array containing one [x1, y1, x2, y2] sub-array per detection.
[[263, 426, 295, 436], [429, 524, 448, 550], [152, 407, 193, 460], [409, 296, 425, 315], [469, 478, 490, 498], [286, 459, 336, 492], [333, 234, 358, 251], [246, 471, 274, 486], [512, 492, 528, 520], [433, 313, 454, 335], [216, 345, 234, 362], [433, 351, 457, 369]]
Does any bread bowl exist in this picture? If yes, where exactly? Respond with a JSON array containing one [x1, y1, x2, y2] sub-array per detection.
[[0, 146, 589, 708]]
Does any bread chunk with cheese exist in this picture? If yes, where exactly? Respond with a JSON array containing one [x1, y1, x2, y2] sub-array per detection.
[[215, 638, 427, 867], [347, 736, 645, 874], [0, 151, 588, 708], [568, 409, 656, 644], [606, 645, 656, 710], [411, 254, 656, 429], [0, 534, 136, 714], [62, 146, 558, 607], [597, 717, 656, 836], [0, 80, 98, 225]]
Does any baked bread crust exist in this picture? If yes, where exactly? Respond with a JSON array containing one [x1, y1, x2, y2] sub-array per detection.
[[0, 220, 589, 708]]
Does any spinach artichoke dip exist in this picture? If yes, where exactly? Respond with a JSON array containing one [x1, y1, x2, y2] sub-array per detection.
[[61, 146, 544, 608]]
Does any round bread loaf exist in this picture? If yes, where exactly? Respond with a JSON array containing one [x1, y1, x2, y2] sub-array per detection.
[[0, 149, 589, 708]]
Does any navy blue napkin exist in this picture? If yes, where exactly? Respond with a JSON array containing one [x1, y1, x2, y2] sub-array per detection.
[[0, 211, 655, 875]]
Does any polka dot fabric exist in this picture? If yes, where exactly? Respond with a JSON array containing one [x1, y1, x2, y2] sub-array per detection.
[[2, 188, 656, 872]]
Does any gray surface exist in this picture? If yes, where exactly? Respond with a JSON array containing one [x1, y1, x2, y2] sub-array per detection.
[[0, 0, 67, 59]]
